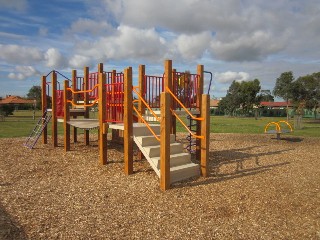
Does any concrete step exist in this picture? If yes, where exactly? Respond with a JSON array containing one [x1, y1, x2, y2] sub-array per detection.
[[170, 163, 200, 183], [133, 123, 160, 136], [135, 134, 175, 147], [144, 142, 184, 158], [151, 152, 191, 168]]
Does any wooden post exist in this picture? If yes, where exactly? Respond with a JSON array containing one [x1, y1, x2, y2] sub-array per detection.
[[98, 72, 108, 165], [64, 80, 70, 151], [160, 92, 171, 190], [124, 67, 133, 175], [138, 65, 145, 118], [98, 63, 103, 73], [72, 69, 78, 143], [200, 94, 209, 177], [84, 66, 90, 145], [41, 76, 48, 144], [171, 68, 176, 136], [51, 71, 58, 147], [164, 60, 173, 133], [196, 65, 204, 160]]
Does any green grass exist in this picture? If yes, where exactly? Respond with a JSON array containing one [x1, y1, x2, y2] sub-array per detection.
[[1, 110, 320, 138]]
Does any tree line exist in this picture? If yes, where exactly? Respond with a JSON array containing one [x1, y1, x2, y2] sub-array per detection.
[[218, 71, 320, 119]]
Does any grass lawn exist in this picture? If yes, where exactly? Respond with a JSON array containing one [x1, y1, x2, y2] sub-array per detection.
[[0, 110, 319, 138]]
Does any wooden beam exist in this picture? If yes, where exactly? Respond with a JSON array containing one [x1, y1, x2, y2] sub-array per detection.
[[160, 92, 171, 191], [41, 76, 47, 144], [72, 69, 78, 143], [196, 65, 204, 160], [63, 80, 70, 151], [124, 67, 133, 175], [164, 60, 173, 133], [84, 66, 90, 145], [51, 71, 58, 147], [200, 94, 210, 177], [98, 63, 103, 73], [138, 64, 145, 119], [98, 72, 107, 165]]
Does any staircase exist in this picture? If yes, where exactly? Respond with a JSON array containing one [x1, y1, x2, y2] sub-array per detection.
[[132, 123, 200, 183]]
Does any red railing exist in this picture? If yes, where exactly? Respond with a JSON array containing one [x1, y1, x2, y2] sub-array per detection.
[[105, 82, 124, 123], [144, 75, 164, 108]]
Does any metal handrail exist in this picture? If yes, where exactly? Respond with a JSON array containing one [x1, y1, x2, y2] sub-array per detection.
[[165, 87, 203, 121], [170, 109, 204, 139]]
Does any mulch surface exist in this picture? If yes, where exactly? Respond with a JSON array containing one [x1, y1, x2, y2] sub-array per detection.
[[0, 133, 319, 239]]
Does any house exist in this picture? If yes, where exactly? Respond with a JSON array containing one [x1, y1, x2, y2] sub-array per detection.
[[0, 95, 35, 109]]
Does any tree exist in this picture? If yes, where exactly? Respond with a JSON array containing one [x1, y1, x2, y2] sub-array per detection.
[[27, 85, 42, 109], [218, 80, 242, 116], [239, 79, 261, 115], [260, 90, 274, 102], [292, 72, 320, 119], [218, 79, 262, 117], [273, 71, 295, 120]]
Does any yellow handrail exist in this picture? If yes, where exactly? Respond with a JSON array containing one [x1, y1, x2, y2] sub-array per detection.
[[165, 87, 203, 121], [132, 105, 160, 141], [264, 121, 281, 133], [67, 98, 99, 107], [170, 109, 204, 139], [66, 84, 99, 94], [132, 86, 160, 122], [278, 120, 293, 132]]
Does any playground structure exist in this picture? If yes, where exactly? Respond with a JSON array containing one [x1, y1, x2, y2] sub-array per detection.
[[264, 120, 293, 140], [33, 60, 210, 190]]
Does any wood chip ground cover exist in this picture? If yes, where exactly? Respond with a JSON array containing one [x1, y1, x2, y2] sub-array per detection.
[[0, 133, 319, 239]]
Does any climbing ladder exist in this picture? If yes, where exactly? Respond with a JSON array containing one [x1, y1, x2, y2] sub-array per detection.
[[24, 111, 52, 149]]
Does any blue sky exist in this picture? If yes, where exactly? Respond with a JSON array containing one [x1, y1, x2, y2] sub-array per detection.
[[1, 0, 320, 99]]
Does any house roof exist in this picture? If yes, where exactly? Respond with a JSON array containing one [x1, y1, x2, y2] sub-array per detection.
[[210, 99, 220, 107], [0, 95, 35, 104], [260, 101, 293, 108]]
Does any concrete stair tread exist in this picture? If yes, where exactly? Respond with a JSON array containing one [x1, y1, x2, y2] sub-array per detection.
[[135, 134, 175, 147], [151, 152, 191, 168]]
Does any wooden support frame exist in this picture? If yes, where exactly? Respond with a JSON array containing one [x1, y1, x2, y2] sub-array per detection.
[[160, 92, 171, 190], [164, 60, 173, 134], [138, 65, 145, 118], [71, 69, 78, 143], [196, 64, 204, 160], [200, 94, 210, 177], [98, 72, 108, 165], [124, 67, 133, 175], [63, 80, 71, 151], [41, 76, 48, 144], [51, 71, 58, 147], [83, 66, 90, 145]]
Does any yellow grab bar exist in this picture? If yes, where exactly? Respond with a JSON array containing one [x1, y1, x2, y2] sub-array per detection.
[[165, 87, 203, 121], [171, 109, 204, 139], [133, 105, 160, 141]]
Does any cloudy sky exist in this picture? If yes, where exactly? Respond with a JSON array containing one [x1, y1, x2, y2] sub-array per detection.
[[0, 0, 320, 99]]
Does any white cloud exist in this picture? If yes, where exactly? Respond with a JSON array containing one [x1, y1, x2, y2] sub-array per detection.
[[215, 71, 250, 84], [69, 54, 91, 68], [44, 48, 67, 69], [68, 18, 114, 36], [174, 32, 212, 60], [0, 44, 42, 64], [8, 65, 40, 80], [75, 25, 166, 62]]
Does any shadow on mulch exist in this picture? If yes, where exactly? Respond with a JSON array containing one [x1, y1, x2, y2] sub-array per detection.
[[177, 146, 292, 188], [0, 202, 27, 240]]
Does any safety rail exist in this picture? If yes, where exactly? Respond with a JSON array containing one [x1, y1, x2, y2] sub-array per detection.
[[132, 105, 160, 141], [132, 86, 160, 122], [170, 109, 204, 139], [132, 86, 161, 141], [105, 82, 124, 123], [67, 98, 99, 108], [144, 75, 164, 108], [165, 87, 203, 121], [172, 71, 199, 109]]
